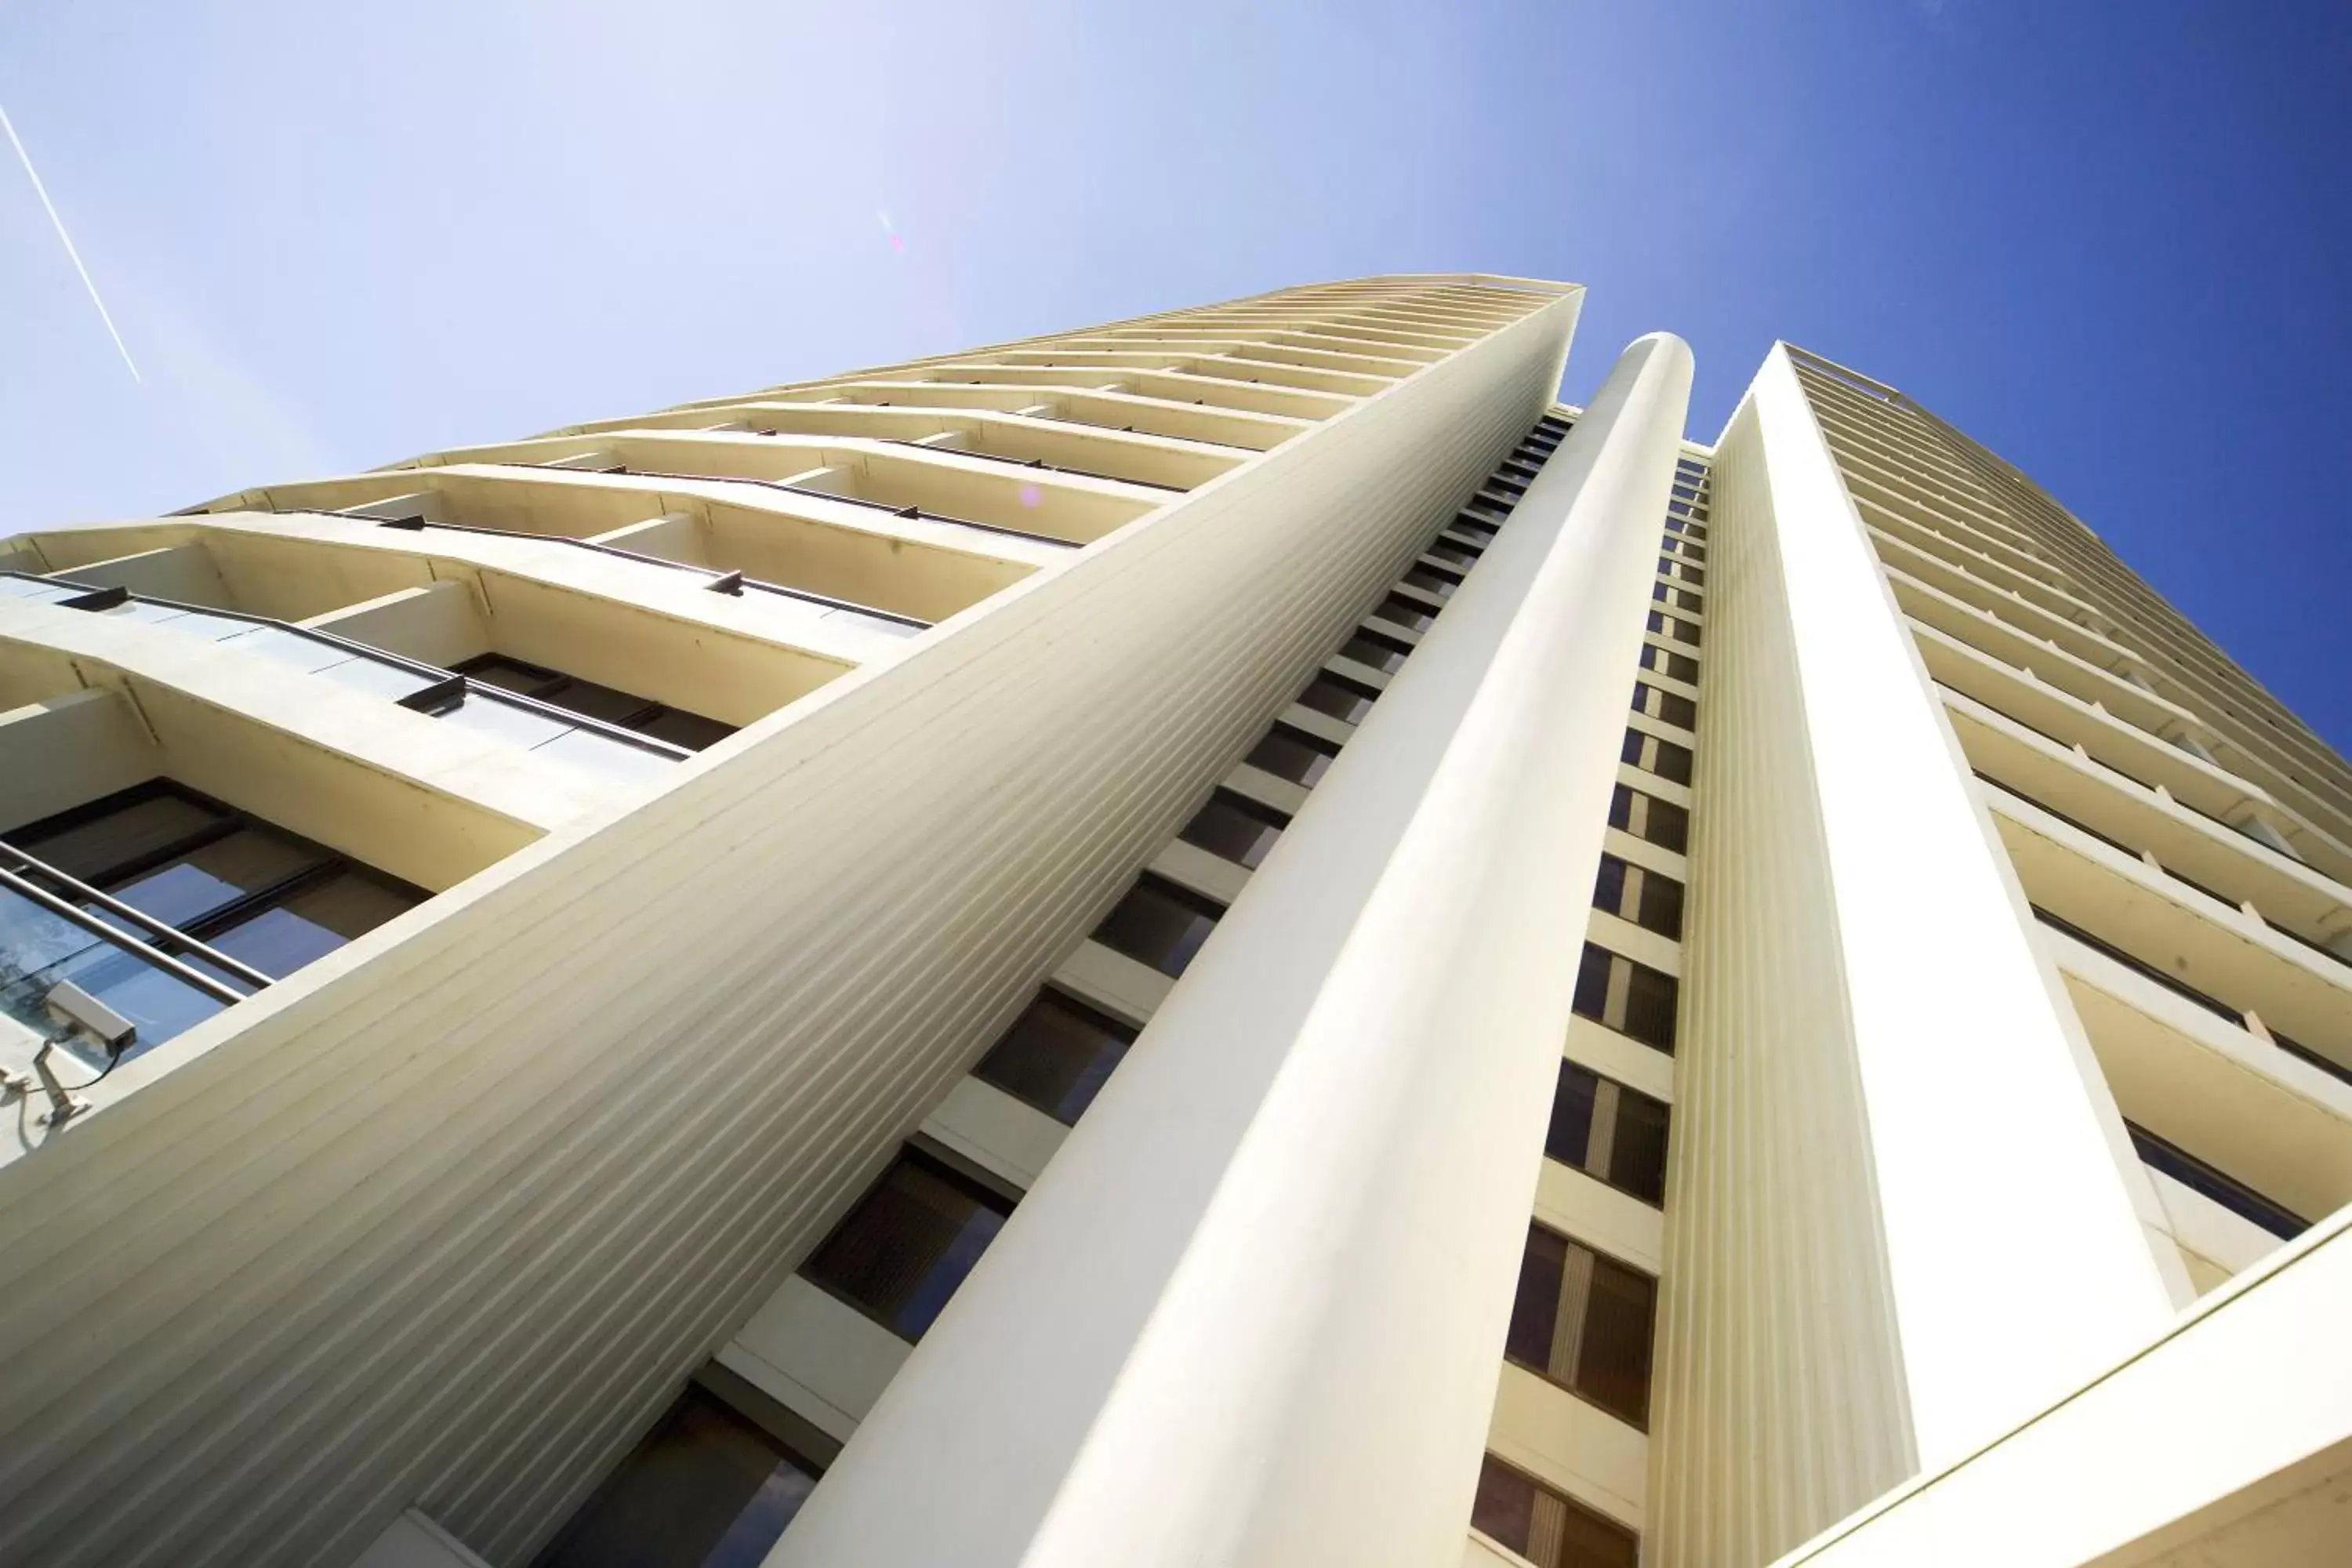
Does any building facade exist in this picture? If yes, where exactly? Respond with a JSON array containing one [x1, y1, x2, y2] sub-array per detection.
[[0, 276, 2343, 1568]]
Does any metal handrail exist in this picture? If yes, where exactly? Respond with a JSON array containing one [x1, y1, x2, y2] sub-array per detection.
[[0, 844, 275, 992], [0, 861, 249, 1006]]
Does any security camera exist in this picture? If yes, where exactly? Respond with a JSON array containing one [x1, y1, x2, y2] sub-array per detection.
[[44, 980, 136, 1054]]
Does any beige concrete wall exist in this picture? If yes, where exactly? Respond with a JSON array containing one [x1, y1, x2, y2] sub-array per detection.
[[0, 281, 1577, 1568]]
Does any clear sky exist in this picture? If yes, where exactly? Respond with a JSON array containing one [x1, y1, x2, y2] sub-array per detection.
[[4, 2, 2347, 744]]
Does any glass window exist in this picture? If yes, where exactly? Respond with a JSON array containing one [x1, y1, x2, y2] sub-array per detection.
[[207, 872, 420, 979], [1470, 1454, 1638, 1568], [1572, 944, 1678, 1053], [535, 1384, 822, 1568], [1401, 565, 1461, 601], [109, 829, 327, 931], [11, 788, 231, 885], [1338, 630, 1410, 675], [1592, 853, 1682, 940], [1093, 874, 1224, 978], [1545, 1061, 1670, 1206], [1245, 724, 1340, 788], [972, 989, 1136, 1125], [1607, 785, 1687, 855], [1296, 673, 1378, 726], [1620, 730, 1693, 787], [1633, 682, 1696, 731], [1637, 644, 1700, 684], [802, 1149, 1014, 1341], [1376, 593, 1436, 633], [1426, 539, 1479, 568], [0, 782, 425, 1055], [1504, 1224, 1657, 1428], [1178, 789, 1290, 869], [0, 887, 228, 1064]]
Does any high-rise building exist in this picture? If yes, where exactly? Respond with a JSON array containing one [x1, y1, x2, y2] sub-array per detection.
[[0, 276, 2343, 1568]]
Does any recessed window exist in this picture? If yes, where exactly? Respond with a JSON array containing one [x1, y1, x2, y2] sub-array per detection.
[[1620, 729, 1693, 787], [1470, 1456, 1637, 1568], [535, 1384, 822, 1568], [973, 989, 1136, 1125], [1376, 593, 1437, 633], [1338, 629, 1412, 675], [1452, 517, 1500, 543], [1, 781, 424, 1062], [1296, 672, 1379, 725], [1426, 539, 1479, 568], [801, 1148, 1014, 1341], [1645, 611, 1700, 647], [1093, 873, 1224, 977], [1504, 1224, 1657, 1428], [1245, 724, 1341, 787], [1592, 853, 1684, 940], [1637, 643, 1700, 684], [1607, 785, 1688, 855], [1178, 789, 1290, 869], [1545, 1060, 1670, 1205], [1573, 943, 1679, 1052], [1632, 682, 1697, 731], [456, 654, 736, 751], [1401, 564, 1461, 601]]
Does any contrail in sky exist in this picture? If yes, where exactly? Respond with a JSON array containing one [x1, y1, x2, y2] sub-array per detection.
[[1, 99, 141, 382]]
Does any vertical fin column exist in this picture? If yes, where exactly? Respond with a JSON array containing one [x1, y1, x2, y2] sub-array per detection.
[[1646, 345, 2178, 1566], [769, 336, 1693, 1568]]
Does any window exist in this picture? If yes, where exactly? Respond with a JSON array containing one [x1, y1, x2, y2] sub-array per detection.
[[1592, 853, 1683, 940], [1632, 682, 1697, 731], [1245, 724, 1341, 787], [1401, 564, 1462, 601], [2127, 1123, 2307, 1240], [1179, 789, 1290, 869], [535, 1383, 822, 1568], [1608, 785, 1688, 855], [1296, 672, 1379, 725], [1545, 1061, 1669, 1205], [1645, 611, 1700, 647], [1, 782, 423, 1062], [1338, 630, 1412, 675], [1376, 593, 1437, 633], [1620, 729, 1693, 787], [1452, 517, 1500, 543], [801, 1148, 1014, 1341], [1093, 873, 1224, 977], [1470, 1456, 1637, 1568], [456, 654, 736, 751], [1637, 644, 1700, 684], [1573, 943, 1679, 1052], [1504, 1225, 1657, 1428], [1425, 539, 1480, 568], [973, 989, 1136, 1125]]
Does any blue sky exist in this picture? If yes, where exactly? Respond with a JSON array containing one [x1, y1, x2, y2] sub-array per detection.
[[4, 2, 2347, 745]]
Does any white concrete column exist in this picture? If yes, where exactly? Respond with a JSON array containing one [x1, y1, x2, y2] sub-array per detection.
[[770, 336, 1692, 1568], [1646, 346, 2179, 1567]]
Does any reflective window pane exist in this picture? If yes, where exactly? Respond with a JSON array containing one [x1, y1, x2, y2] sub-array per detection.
[[803, 1152, 1012, 1341], [536, 1385, 821, 1568], [1093, 875, 1223, 978], [972, 990, 1136, 1125]]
